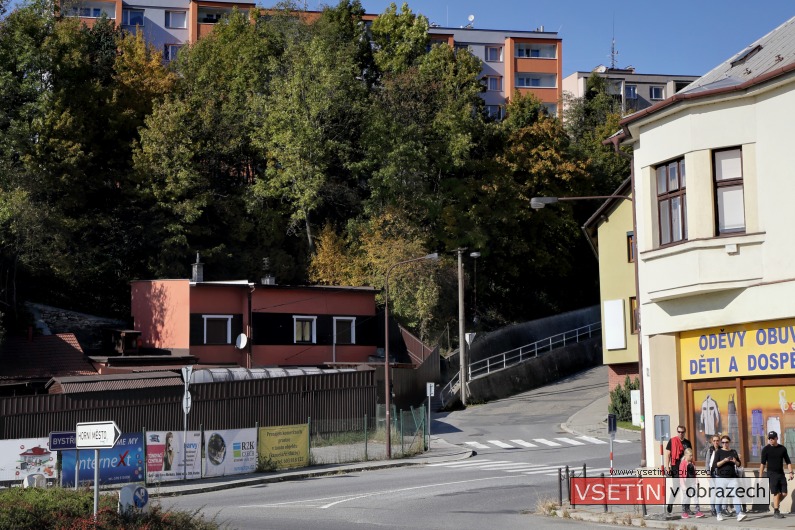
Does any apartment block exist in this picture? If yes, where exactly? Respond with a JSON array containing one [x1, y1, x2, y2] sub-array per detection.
[[65, 3, 562, 116]]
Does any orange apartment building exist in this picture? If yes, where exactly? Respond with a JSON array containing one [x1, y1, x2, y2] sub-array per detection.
[[64, 1, 562, 114]]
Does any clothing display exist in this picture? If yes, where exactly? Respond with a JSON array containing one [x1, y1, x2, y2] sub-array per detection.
[[700, 395, 721, 435], [768, 416, 782, 439], [784, 428, 795, 457]]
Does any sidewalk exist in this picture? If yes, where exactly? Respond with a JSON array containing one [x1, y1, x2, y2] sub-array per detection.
[[149, 438, 473, 498], [557, 395, 790, 529]]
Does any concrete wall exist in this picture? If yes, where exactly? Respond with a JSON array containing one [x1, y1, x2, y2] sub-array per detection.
[[467, 337, 601, 403], [468, 305, 599, 363]]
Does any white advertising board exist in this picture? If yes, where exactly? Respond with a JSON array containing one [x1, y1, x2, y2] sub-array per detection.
[[145, 431, 201, 483], [0, 437, 55, 483], [203, 428, 258, 477]]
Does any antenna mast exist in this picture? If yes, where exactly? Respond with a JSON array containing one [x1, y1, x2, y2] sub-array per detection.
[[610, 16, 618, 69]]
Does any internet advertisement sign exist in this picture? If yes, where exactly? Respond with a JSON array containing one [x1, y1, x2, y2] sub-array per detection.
[[60, 433, 144, 487]]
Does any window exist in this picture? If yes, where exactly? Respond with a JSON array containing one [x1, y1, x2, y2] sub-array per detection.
[[485, 46, 503, 62], [629, 297, 639, 334], [627, 232, 635, 263], [542, 103, 557, 116], [515, 43, 555, 58], [625, 84, 637, 99], [293, 316, 317, 344], [484, 76, 502, 91], [164, 44, 182, 62], [165, 11, 186, 28], [516, 73, 556, 88], [656, 157, 687, 246], [76, 7, 101, 17], [650, 86, 664, 100], [203, 315, 232, 344], [485, 105, 503, 119], [713, 147, 745, 235], [333, 317, 356, 345], [122, 9, 144, 26], [454, 44, 470, 54]]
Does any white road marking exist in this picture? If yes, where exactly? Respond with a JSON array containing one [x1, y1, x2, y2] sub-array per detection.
[[465, 441, 491, 449], [614, 439, 632, 444], [555, 437, 585, 446], [510, 439, 537, 448], [438, 460, 511, 468], [533, 438, 561, 447], [577, 435, 607, 445], [488, 440, 515, 448]]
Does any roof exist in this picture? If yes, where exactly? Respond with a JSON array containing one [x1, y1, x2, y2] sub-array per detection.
[[620, 15, 795, 131], [0, 334, 97, 381], [46, 371, 183, 394]]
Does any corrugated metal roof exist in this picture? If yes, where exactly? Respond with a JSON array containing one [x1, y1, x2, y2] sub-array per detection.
[[47, 371, 183, 394], [681, 16, 795, 94], [0, 333, 96, 381]]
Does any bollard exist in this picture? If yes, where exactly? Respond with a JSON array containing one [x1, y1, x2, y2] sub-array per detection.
[[601, 472, 607, 512], [583, 463, 587, 479], [566, 466, 572, 508], [558, 468, 563, 506]]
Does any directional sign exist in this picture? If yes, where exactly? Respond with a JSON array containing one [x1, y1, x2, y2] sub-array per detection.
[[49, 431, 76, 451], [182, 390, 192, 414], [181, 365, 193, 384], [76, 421, 121, 449]]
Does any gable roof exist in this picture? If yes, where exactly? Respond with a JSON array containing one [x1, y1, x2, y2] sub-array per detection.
[[619, 15, 795, 130], [0, 333, 97, 381]]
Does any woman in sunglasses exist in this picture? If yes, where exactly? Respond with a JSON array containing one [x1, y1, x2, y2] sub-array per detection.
[[713, 436, 746, 522]]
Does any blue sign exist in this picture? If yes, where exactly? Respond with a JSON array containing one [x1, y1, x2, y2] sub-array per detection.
[[133, 486, 148, 508], [60, 433, 145, 487], [49, 431, 76, 451]]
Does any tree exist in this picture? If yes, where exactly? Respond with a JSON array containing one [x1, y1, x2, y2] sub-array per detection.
[[369, 2, 428, 75]]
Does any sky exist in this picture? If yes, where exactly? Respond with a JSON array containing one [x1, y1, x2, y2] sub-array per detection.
[[308, 0, 795, 78]]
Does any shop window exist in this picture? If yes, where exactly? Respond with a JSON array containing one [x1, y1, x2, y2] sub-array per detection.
[[691, 387, 737, 463], [744, 385, 795, 464]]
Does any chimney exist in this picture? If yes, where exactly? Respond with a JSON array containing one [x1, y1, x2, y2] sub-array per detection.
[[261, 257, 276, 285], [192, 252, 203, 283]]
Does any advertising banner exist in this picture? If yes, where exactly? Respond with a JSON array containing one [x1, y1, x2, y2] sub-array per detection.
[[204, 428, 258, 477], [0, 438, 55, 483], [145, 430, 201, 483], [60, 432, 145, 487], [680, 318, 795, 380], [258, 424, 309, 469]]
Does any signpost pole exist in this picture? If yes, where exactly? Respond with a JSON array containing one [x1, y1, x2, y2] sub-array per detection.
[[182, 366, 192, 482], [93, 449, 99, 517], [75, 450, 79, 491]]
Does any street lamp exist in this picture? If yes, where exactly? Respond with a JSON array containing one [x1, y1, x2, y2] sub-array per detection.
[[384, 252, 439, 459], [457, 249, 480, 406], [532, 193, 647, 467]]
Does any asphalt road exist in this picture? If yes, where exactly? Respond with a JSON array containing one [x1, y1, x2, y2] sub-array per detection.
[[163, 366, 640, 529]]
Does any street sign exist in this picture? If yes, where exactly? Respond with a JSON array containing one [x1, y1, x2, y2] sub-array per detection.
[[181, 365, 193, 384], [49, 431, 76, 451], [654, 414, 670, 442], [607, 413, 617, 434], [76, 421, 121, 449], [426, 382, 435, 397], [182, 390, 192, 414]]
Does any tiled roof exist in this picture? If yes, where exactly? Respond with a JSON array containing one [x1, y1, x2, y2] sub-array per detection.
[[681, 16, 795, 94], [0, 334, 97, 381]]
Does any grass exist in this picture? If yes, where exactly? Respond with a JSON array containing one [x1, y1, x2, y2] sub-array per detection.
[[618, 421, 642, 431]]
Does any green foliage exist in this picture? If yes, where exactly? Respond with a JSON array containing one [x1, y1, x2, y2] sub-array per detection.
[[609, 375, 640, 422], [369, 2, 429, 74], [0, 487, 221, 529]]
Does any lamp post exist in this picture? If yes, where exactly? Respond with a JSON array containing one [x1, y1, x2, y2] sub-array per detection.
[[532, 193, 646, 467], [384, 252, 439, 459], [456, 249, 480, 406]]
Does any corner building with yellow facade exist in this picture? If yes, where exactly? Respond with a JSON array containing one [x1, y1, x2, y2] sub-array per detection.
[[614, 15, 795, 470]]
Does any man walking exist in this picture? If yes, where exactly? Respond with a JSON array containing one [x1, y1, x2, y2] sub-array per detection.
[[759, 430, 793, 519], [665, 425, 692, 514]]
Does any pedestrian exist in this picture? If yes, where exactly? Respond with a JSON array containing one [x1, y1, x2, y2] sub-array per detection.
[[759, 430, 793, 519], [679, 448, 704, 518], [665, 425, 692, 514], [706, 434, 721, 515], [714, 435, 746, 522]]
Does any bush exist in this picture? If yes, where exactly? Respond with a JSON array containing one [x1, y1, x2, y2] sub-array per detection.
[[608, 375, 639, 422], [0, 487, 222, 529]]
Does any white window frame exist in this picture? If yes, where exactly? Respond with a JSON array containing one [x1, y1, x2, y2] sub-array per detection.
[[484, 75, 502, 91], [713, 147, 745, 235], [165, 10, 187, 29], [485, 105, 503, 120], [293, 315, 317, 344], [202, 314, 232, 344], [164, 44, 182, 62], [122, 8, 145, 26], [485, 46, 503, 62], [625, 84, 638, 100], [650, 85, 664, 100], [333, 317, 356, 345]]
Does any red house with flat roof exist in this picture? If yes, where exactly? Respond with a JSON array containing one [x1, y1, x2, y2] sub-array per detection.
[[130, 258, 379, 368]]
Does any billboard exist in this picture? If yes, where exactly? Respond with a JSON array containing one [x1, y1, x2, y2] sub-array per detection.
[[145, 430, 201, 483], [203, 428, 258, 477], [258, 424, 309, 469], [0, 438, 55, 483], [60, 432, 145, 487]]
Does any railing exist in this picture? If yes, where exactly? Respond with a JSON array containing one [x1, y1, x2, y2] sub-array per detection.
[[439, 322, 601, 408]]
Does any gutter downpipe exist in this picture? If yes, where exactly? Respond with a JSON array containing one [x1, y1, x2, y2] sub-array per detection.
[[607, 132, 646, 468]]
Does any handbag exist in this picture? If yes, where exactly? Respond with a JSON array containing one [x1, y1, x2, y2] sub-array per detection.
[[735, 464, 745, 477]]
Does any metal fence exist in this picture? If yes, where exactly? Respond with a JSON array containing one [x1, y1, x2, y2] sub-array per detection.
[[308, 405, 426, 465]]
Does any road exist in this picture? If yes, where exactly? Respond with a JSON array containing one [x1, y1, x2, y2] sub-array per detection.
[[163, 366, 640, 529]]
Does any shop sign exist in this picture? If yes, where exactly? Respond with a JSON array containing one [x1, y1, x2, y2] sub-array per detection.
[[680, 318, 795, 380]]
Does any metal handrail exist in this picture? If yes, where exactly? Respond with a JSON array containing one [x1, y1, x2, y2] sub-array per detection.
[[439, 322, 601, 407]]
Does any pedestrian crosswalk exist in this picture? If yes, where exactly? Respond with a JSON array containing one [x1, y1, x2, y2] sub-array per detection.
[[462, 436, 631, 451], [427, 458, 613, 477]]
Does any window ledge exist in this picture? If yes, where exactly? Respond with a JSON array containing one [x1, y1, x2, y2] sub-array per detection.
[[641, 231, 765, 261]]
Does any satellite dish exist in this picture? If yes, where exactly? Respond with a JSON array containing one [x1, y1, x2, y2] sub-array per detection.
[[235, 333, 248, 349], [468, 14, 474, 22]]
